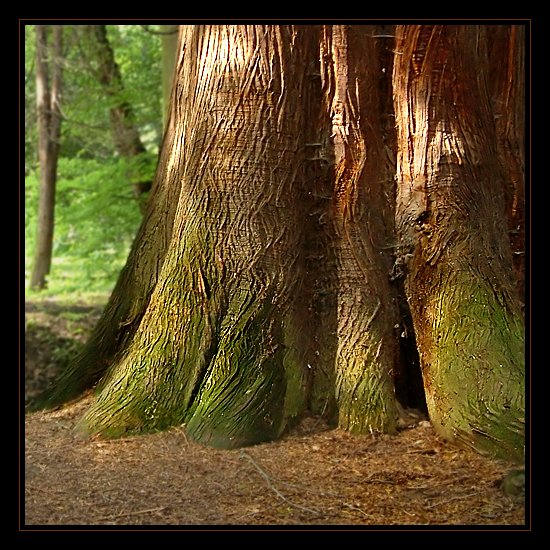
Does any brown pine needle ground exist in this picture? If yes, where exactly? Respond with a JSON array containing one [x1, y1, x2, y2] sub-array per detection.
[[23, 300, 526, 528]]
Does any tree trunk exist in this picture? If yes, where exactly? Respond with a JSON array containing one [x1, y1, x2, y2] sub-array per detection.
[[82, 25, 151, 201], [30, 25, 63, 291], [312, 25, 400, 433], [37, 75, 187, 406], [39, 24, 525, 464], [392, 25, 524, 462], [72, 25, 318, 448], [488, 25, 525, 307]]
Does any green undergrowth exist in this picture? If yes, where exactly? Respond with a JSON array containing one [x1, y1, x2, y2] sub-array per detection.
[[25, 155, 149, 297]]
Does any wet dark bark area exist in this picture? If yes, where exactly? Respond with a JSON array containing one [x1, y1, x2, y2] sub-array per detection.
[[487, 25, 526, 308]]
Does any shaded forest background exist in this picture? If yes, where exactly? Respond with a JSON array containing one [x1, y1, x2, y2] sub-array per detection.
[[24, 25, 162, 296]]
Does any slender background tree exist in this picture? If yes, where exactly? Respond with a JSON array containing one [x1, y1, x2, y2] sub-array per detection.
[[25, 25, 162, 293], [79, 25, 152, 202], [30, 25, 64, 290]]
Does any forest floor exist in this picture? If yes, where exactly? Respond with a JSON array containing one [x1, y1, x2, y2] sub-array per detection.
[[23, 298, 527, 530]]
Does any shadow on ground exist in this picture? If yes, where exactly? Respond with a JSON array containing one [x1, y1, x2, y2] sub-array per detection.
[[24, 300, 104, 407]]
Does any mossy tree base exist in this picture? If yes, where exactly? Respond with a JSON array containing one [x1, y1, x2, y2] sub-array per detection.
[[420, 268, 524, 463], [39, 25, 525, 462]]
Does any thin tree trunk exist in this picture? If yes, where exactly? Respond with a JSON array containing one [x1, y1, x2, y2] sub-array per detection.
[[30, 25, 63, 291], [393, 25, 524, 462], [83, 25, 151, 201]]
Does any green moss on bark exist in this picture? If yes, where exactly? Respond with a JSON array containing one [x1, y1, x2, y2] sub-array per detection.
[[335, 339, 398, 435], [422, 269, 525, 462], [182, 282, 286, 448], [75, 235, 302, 449]]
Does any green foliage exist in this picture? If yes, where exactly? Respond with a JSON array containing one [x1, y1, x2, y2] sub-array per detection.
[[107, 25, 162, 144], [25, 154, 150, 294], [24, 24, 163, 296], [55, 25, 162, 159]]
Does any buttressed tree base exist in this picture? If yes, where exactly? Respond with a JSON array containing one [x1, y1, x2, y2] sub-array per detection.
[[38, 24, 525, 464]]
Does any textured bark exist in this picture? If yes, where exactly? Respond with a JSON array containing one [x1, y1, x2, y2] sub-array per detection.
[[30, 25, 63, 290], [393, 25, 525, 462], [37, 92, 185, 407], [75, 25, 316, 448], [488, 25, 525, 305], [314, 25, 400, 433], [39, 25, 526, 463], [35, 26, 183, 407]]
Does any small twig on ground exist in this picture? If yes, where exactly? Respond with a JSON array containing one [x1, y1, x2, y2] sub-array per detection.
[[342, 502, 374, 519], [267, 475, 373, 520], [176, 427, 190, 446], [240, 451, 320, 515], [425, 492, 480, 509], [96, 506, 166, 522]]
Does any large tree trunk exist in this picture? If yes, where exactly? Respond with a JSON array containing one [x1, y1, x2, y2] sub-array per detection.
[[73, 25, 318, 447], [39, 24, 525, 464], [30, 25, 63, 290], [392, 25, 524, 462]]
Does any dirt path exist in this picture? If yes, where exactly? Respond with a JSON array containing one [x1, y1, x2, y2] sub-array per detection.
[[23, 300, 526, 527]]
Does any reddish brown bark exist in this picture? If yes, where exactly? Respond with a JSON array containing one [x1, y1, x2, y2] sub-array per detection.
[[488, 25, 525, 306], [39, 24, 525, 463], [312, 24, 400, 433], [393, 25, 524, 461]]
